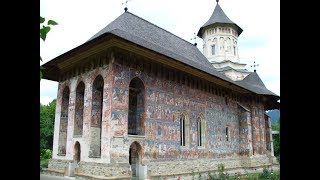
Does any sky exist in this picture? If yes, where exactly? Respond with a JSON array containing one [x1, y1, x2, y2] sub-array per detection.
[[40, 0, 280, 105]]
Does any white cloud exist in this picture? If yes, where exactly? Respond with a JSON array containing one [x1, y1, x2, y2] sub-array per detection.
[[40, 79, 58, 104], [40, 96, 55, 105], [40, 0, 280, 102]]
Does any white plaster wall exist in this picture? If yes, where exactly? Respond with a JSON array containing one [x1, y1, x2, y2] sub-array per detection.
[[52, 83, 62, 159], [66, 78, 77, 160], [203, 26, 239, 63], [212, 61, 247, 69], [223, 70, 250, 81]]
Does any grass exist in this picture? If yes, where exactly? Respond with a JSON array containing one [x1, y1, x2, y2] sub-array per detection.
[[213, 171, 280, 180], [232, 173, 279, 179]]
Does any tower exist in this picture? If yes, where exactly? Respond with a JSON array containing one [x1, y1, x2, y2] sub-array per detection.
[[197, 0, 250, 81]]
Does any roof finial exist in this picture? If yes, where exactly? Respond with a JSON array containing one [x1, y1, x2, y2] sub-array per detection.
[[216, 0, 219, 3], [250, 61, 259, 72], [190, 33, 198, 46], [122, 0, 131, 12]]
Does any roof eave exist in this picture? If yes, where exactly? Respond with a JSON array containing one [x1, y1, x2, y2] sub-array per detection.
[[42, 32, 115, 82]]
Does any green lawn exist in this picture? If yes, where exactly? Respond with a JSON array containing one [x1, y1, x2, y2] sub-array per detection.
[[225, 171, 280, 180]]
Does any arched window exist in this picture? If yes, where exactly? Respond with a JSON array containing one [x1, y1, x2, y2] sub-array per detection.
[[89, 75, 104, 157], [74, 82, 85, 136], [220, 37, 224, 50], [226, 126, 230, 141], [128, 77, 145, 135], [197, 115, 206, 147], [180, 115, 186, 146], [211, 45, 215, 55], [58, 87, 70, 155], [197, 117, 202, 146], [179, 114, 190, 147]]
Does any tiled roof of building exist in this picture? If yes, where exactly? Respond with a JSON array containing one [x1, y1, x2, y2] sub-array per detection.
[[235, 72, 277, 96], [197, 3, 243, 38]]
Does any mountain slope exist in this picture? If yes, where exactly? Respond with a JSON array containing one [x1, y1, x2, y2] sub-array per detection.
[[266, 109, 280, 124]]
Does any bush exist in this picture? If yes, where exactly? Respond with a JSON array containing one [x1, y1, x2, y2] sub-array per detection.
[[40, 149, 52, 170], [41, 149, 52, 159], [40, 158, 49, 169], [259, 167, 280, 179], [217, 163, 229, 180]]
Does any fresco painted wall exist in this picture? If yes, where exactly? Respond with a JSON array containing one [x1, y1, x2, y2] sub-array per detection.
[[58, 87, 70, 155], [51, 55, 267, 166], [111, 61, 267, 162], [74, 82, 85, 136]]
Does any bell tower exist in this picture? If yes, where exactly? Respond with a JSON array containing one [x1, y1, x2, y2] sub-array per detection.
[[197, 0, 250, 81]]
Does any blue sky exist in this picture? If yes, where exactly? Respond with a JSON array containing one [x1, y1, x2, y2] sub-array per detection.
[[40, 0, 280, 105]]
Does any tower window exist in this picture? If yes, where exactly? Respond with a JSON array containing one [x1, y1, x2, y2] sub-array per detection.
[[234, 46, 236, 56], [211, 45, 215, 55]]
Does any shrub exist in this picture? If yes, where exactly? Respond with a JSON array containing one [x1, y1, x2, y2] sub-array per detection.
[[41, 149, 52, 159], [217, 163, 229, 180], [259, 167, 272, 179], [40, 149, 52, 170]]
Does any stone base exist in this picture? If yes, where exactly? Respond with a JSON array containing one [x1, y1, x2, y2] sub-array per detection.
[[45, 159, 72, 176], [75, 161, 132, 179], [147, 155, 275, 178], [46, 155, 279, 179]]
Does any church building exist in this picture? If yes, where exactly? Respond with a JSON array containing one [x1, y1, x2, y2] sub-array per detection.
[[42, 1, 280, 179]]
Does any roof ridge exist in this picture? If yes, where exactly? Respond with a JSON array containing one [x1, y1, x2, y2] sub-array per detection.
[[125, 11, 195, 47]]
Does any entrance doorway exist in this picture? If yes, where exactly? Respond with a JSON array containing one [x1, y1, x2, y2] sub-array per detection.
[[74, 141, 81, 163], [129, 141, 142, 178]]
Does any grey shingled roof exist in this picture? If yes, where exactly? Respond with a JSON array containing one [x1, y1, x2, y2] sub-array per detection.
[[235, 72, 277, 96], [197, 3, 243, 38], [43, 11, 278, 97], [87, 12, 238, 85]]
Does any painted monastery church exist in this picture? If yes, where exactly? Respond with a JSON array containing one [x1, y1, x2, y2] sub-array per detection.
[[42, 1, 280, 179]]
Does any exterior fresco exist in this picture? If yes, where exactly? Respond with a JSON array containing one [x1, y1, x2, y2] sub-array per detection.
[[110, 61, 266, 161], [238, 106, 251, 156], [250, 104, 266, 155], [48, 56, 277, 179], [74, 82, 85, 136], [89, 75, 104, 157], [58, 87, 70, 155], [205, 96, 240, 156], [128, 78, 145, 135]]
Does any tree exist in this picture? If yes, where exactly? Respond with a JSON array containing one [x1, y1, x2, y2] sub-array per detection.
[[272, 117, 280, 159], [40, 99, 56, 151], [40, 16, 58, 81]]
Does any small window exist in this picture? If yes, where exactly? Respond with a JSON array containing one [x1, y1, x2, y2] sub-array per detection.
[[211, 45, 215, 55], [157, 126, 161, 136], [197, 118, 202, 146], [234, 46, 236, 56], [180, 116, 186, 146], [226, 127, 229, 141]]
